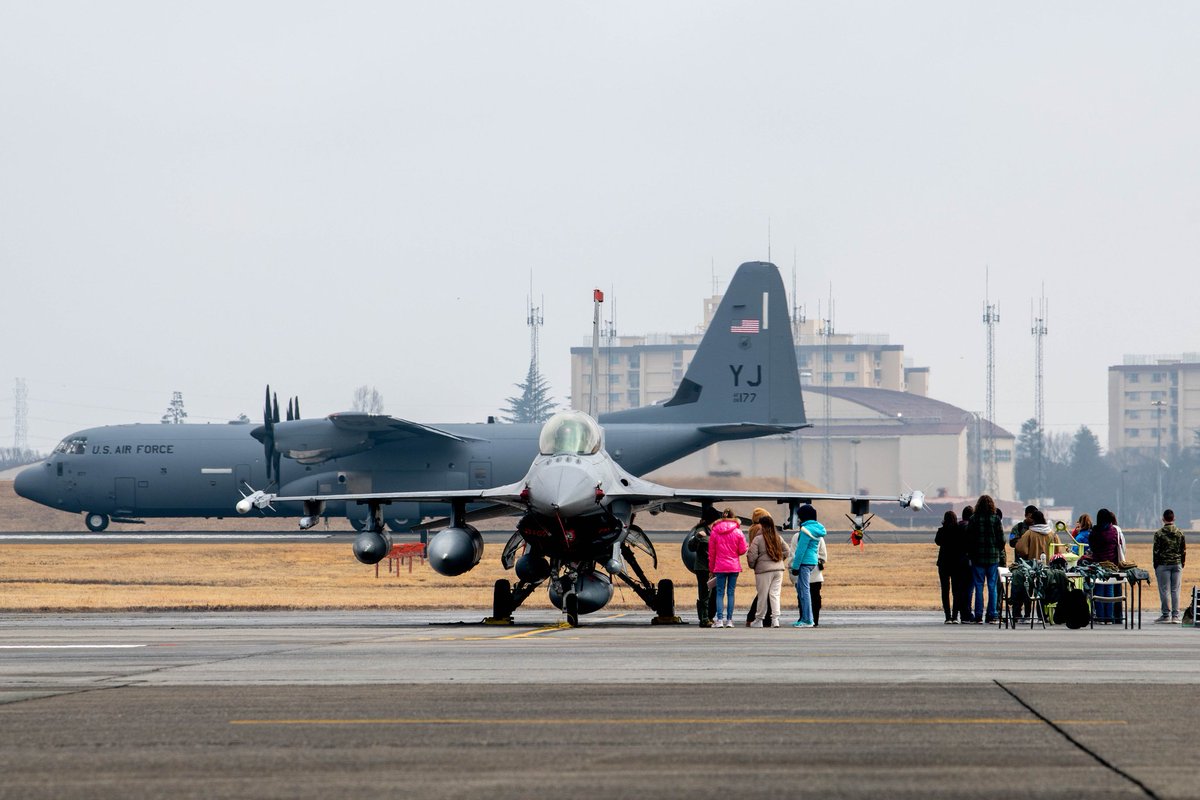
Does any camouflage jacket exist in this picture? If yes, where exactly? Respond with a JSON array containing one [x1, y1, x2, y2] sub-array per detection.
[[1153, 524, 1186, 568]]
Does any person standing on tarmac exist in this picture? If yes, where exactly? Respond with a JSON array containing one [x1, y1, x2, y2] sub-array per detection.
[[966, 494, 1005, 624], [747, 514, 790, 628], [790, 504, 826, 628], [1153, 509, 1187, 623], [744, 507, 772, 626], [707, 508, 747, 628], [809, 533, 828, 626], [687, 508, 720, 628], [936, 510, 969, 624]]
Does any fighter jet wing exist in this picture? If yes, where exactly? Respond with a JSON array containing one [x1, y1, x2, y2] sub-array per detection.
[[264, 479, 530, 510], [607, 473, 924, 513], [660, 488, 924, 508]]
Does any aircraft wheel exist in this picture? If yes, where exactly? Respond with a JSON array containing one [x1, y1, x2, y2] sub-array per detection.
[[492, 579, 512, 619], [84, 512, 110, 533], [565, 592, 580, 628]]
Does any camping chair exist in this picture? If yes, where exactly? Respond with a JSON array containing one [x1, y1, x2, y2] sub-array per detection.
[[1090, 577, 1130, 630]]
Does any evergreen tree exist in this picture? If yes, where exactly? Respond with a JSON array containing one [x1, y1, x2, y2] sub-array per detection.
[[1014, 418, 1041, 501], [500, 360, 556, 423]]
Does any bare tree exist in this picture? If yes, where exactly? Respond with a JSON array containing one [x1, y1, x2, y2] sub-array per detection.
[[161, 391, 187, 424], [351, 385, 384, 414]]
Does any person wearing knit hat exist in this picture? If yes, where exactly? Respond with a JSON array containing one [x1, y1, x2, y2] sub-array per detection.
[[744, 507, 774, 626]]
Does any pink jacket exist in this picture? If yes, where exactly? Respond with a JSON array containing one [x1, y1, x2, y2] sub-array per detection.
[[708, 519, 747, 573]]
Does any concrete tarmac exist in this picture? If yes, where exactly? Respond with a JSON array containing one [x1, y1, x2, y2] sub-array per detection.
[[1, 611, 1197, 799]]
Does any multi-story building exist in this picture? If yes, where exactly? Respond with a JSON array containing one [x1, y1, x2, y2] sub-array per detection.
[[1108, 354, 1200, 454]]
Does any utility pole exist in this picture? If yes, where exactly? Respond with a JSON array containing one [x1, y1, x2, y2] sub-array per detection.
[[819, 289, 835, 491], [590, 289, 603, 416], [1153, 399, 1165, 518], [790, 252, 806, 486], [982, 271, 1000, 496], [13, 378, 28, 451], [1031, 292, 1049, 503]]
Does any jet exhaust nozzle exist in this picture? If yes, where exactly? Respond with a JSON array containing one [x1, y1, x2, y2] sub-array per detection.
[[427, 525, 484, 576], [352, 531, 393, 565]]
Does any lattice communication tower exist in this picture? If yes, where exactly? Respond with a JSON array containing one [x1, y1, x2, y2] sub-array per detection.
[[13, 378, 28, 451]]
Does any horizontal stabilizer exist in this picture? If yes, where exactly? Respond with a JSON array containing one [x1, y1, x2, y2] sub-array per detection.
[[697, 422, 811, 439]]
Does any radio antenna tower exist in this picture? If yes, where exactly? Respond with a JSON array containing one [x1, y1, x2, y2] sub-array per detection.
[[13, 378, 28, 451], [527, 275, 544, 374], [1031, 290, 1049, 503], [982, 270, 1001, 496]]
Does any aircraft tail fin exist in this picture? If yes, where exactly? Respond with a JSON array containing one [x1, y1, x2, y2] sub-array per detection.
[[601, 261, 807, 429]]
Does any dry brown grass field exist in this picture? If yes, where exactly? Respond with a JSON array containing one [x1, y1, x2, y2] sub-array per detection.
[[0, 542, 1186, 614], [2, 481, 1193, 614]]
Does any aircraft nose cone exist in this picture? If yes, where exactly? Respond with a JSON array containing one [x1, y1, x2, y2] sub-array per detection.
[[13, 465, 43, 501], [528, 462, 598, 518]]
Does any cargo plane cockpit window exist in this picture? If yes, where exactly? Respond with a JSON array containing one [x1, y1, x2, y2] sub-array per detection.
[[53, 437, 87, 455]]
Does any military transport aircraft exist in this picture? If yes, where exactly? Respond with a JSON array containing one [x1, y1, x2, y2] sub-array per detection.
[[251, 407, 925, 626], [17, 261, 809, 533]]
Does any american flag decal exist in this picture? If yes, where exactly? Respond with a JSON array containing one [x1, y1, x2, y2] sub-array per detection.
[[730, 319, 760, 334]]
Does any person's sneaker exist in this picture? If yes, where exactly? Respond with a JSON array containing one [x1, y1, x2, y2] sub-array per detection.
[[792, 620, 805, 627], [795, 621, 815, 628], [973, 618, 985, 625], [750, 620, 763, 628], [944, 619, 954, 625], [1155, 614, 1171, 623], [1171, 615, 1182, 624], [770, 620, 780, 627]]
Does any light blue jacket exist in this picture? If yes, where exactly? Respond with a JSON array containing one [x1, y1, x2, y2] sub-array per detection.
[[791, 521, 827, 568]]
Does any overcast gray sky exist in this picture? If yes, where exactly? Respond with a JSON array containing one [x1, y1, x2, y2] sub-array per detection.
[[2, 2, 1197, 452]]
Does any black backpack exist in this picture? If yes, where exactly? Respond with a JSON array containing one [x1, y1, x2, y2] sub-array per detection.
[[1060, 588, 1091, 629]]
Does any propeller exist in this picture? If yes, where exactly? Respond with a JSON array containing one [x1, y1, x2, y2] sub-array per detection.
[[263, 385, 281, 485], [261, 386, 301, 487]]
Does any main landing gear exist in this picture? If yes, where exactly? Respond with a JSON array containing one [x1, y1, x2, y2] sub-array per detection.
[[84, 512, 109, 532], [484, 524, 682, 627]]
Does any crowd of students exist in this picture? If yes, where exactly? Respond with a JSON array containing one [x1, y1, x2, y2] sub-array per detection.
[[935, 497, 1189, 624], [687, 504, 827, 629]]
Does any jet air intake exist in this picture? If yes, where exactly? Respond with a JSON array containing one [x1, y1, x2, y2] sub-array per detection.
[[427, 525, 484, 576]]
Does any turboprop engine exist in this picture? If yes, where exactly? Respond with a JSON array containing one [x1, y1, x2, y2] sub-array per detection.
[[548, 571, 613, 615], [352, 530, 393, 565], [427, 525, 484, 576]]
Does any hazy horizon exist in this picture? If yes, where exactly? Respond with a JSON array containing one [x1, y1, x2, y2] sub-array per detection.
[[3, 3, 1197, 454]]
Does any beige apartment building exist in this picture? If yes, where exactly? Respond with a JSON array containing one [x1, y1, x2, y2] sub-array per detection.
[[1108, 355, 1200, 454]]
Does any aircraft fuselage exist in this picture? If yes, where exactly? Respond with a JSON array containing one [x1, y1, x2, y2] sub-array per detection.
[[13, 420, 714, 525]]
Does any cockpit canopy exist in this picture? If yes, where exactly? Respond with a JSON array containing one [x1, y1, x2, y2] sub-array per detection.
[[537, 411, 603, 456], [53, 436, 87, 455]]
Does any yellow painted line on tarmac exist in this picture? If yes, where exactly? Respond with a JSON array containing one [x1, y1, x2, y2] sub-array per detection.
[[231, 716, 1126, 727]]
